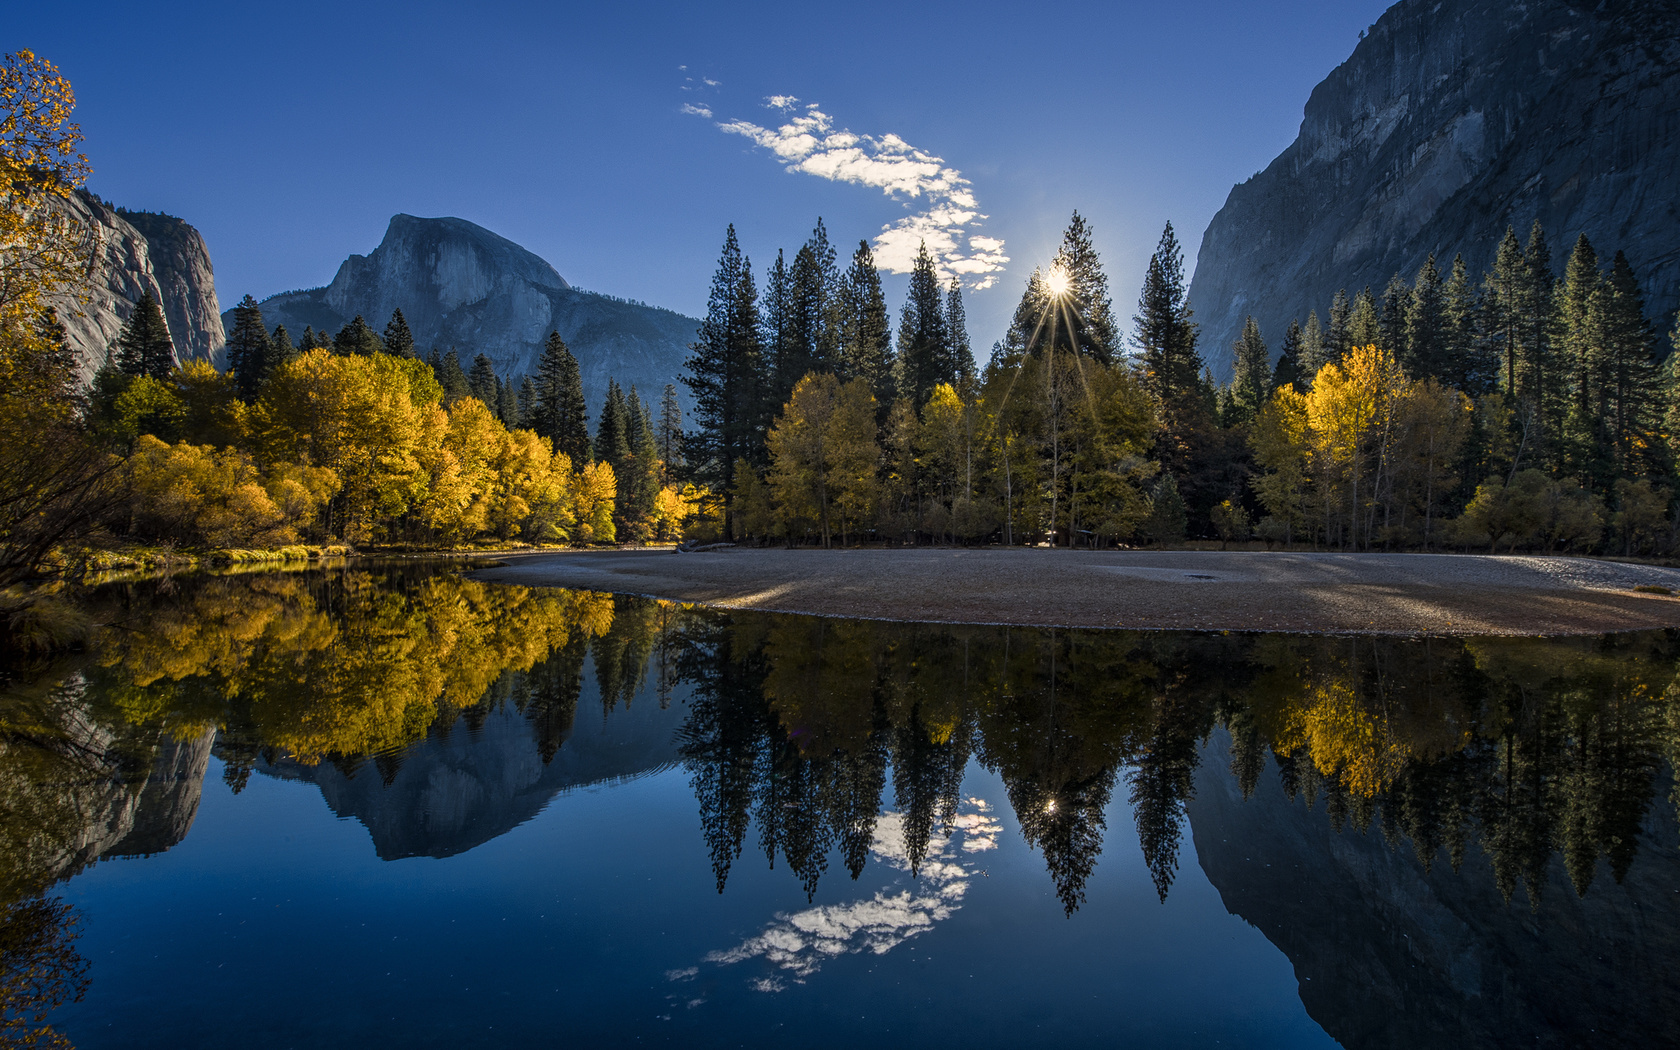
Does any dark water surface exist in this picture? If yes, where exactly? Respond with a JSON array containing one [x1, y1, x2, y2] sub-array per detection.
[[2, 564, 1676, 1048]]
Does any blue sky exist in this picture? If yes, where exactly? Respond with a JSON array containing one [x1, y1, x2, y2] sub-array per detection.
[[16, 0, 1391, 346]]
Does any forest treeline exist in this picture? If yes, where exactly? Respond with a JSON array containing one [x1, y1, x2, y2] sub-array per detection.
[[686, 210, 1680, 552], [11, 571, 1680, 918]]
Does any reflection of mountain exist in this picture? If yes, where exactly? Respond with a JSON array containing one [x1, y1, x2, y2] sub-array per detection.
[[1188, 730, 1680, 1050], [0, 679, 214, 900], [257, 696, 687, 860]]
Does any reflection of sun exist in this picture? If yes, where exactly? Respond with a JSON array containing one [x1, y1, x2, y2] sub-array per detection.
[[1044, 267, 1071, 299]]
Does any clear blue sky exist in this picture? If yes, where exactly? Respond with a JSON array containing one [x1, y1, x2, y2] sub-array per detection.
[[15, 0, 1392, 347]]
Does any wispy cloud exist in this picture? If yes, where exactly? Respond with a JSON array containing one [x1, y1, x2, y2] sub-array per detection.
[[696, 98, 1008, 289], [679, 102, 712, 118], [673, 799, 1003, 992]]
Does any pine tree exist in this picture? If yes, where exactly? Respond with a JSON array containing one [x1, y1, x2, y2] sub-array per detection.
[[657, 383, 683, 484], [1327, 289, 1352, 361], [595, 379, 631, 471], [947, 279, 974, 380], [1600, 251, 1661, 477], [114, 291, 175, 379], [468, 353, 498, 405], [268, 324, 296, 374], [517, 375, 537, 428], [438, 350, 470, 403], [383, 308, 415, 358], [1300, 310, 1330, 380], [1523, 221, 1561, 464], [1051, 211, 1119, 365], [1346, 287, 1380, 349], [1229, 316, 1271, 425], [497, 374, 519, 427], [1133, 222, 1204, 413], [684, 226, 769, 501], [1146, 475, 1187, 545], [1273, 318, 1304, 392], [1556, 234, 1603, 483], [761, 247, 794, 401], [895, 242, 951, 411], [333, 315, 384, 356], [624, 385, 662, 536], [1442, 255, 1488, 395], [534, 331, 591, 465], [1405, 255, 1446, 381], [226, 294, 271, 401], [1380, 273, 1410, 360], [298, 326, 326, 351], [838, 240, 893, 413]]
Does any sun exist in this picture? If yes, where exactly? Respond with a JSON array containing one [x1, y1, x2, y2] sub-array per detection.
[[1043, 266, 1071, 299]]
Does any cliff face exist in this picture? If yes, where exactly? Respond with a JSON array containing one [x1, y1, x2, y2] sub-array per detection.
[[236, 214, 700, 413], [1188, 0, 1680, 379], [52, 192, 225, 383], [1187, 731, 1680, 1049]]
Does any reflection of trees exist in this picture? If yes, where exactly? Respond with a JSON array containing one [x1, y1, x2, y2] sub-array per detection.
[[0, 894, 89, 1050], [9, 566, 1680, 923]]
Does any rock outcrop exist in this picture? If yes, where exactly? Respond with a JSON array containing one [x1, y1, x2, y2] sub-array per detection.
[[1187, 730, 1680, 1049], [234, 214, 700, 413], [1188, 0, 1680, 379], [52, 191, 225, 383]]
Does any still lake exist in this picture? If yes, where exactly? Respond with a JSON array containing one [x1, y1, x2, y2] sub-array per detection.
[[2, 562, 1675, 1048]]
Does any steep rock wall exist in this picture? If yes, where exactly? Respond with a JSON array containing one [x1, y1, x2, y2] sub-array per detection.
[[1188, 0, 1680, 379]]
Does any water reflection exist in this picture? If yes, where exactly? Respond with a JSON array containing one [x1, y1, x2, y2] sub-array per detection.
[[1, 565, 1678, 1048]]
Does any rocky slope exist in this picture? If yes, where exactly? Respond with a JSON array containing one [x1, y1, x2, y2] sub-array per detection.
[[52, 191, 225, 383], [1187, 730, 1680, 1049], [1188, 0, 1680, 379], [235, 214, 700, 412]]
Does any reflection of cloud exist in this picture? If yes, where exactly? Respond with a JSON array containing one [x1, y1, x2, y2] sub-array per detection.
[[695, 99, 1008, 289], [681, 799, 1002, 990]]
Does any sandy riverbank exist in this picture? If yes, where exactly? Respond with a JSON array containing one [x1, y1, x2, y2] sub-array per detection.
[[470, 547, 1680, 635]]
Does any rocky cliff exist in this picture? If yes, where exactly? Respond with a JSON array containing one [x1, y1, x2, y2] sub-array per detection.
[[1188, 0, 1680, 379], [234, 214, 700, 413], [52, 191, 225, 383], [1187, 731, 1680, 1049]]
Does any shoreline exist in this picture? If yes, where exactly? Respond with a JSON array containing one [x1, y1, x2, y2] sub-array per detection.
[[468, 547, 1680, 637]]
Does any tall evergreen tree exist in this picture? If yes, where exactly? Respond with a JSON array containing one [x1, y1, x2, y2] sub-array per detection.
[[1405, 255, 1447, 380], [268, 324, 296, 374], [947, 279, 975, 380], [1299, 310, 1330, 380], [657, 383, 683, 484], [468, 353, 498, 405], [1327, 289, 1352, 361], [1600, 251, 1661, 477], [623, 385, 662, 534], [1228, 316, 1271, 425], [534, 331, 590, 465], [497, 375, 519, 427], [226, 294, 272, 401], [1133, 222, 1203, 408], [438, 350, 470, 403], [517, 375, 538, 429], [1274, 318, 1304, 392], [595, 379, 631, 472], [383, 308, 415, 358], [683, 225, 768, 501], [838, 240, 893, 412], [298, 326, 326, 351], [1346, 287, 1381, 349], [1380, 273, 1410, 360], [761, 248, 794, 399], [1557, 234, 1603, 482], [1051, 211, 1119, 365], [333, 315, 384, 356], [114, 291, 175, 379], [1485, 226, 1528, 399], [895, 242, 952, 411], [1442, 254, 1488, 395]]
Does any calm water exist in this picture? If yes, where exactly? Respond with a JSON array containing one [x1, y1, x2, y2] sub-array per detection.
[[2, 564, 1676, 1049]]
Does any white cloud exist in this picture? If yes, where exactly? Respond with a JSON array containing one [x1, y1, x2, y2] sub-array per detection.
[[680, 103, 713, 118], [693, 98, 1008, 289], [678, 800, 1004, 990]]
